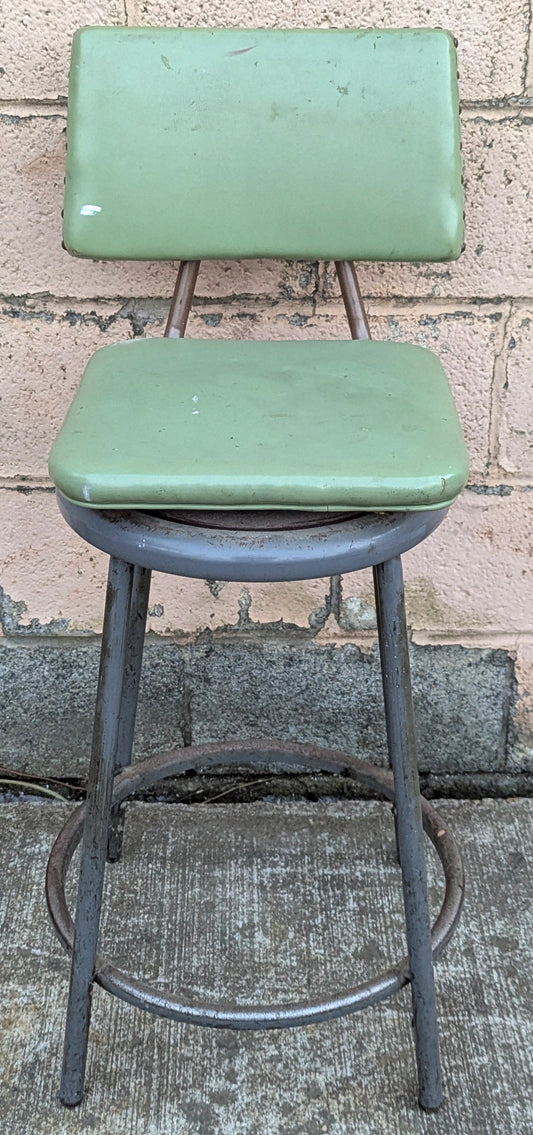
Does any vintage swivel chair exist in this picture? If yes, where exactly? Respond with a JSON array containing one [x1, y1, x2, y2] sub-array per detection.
[[46, 27, 467, 1110]]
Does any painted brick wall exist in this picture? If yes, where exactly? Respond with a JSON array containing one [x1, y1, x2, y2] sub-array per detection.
[[1, 2, 532, 775]]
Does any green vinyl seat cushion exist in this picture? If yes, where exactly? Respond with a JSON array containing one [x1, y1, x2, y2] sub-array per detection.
[[48, 338, 469, 512]]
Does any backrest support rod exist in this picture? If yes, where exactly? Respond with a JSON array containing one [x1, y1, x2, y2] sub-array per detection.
[[164, 259, 369, 343], [165, 260, 201, 338], [335, 261, 371, 341]]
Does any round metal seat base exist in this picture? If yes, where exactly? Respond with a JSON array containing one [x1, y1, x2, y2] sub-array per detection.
[[46, 740, 464, 1030], [56, 492, 449, 583]]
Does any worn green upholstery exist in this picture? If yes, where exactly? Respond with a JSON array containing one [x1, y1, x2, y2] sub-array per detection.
[[49, 339, 468, 511], [51, 26, 468, 513], [63, 27, 463, 262]]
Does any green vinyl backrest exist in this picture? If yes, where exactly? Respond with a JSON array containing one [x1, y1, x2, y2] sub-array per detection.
[[63, 27, 463, 263]]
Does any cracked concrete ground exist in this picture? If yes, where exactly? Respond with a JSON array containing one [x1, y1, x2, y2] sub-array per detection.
[[0, 798, 532, 1134]]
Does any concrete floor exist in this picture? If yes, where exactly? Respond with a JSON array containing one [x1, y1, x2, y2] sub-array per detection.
[[0, 797, 531, 1134]]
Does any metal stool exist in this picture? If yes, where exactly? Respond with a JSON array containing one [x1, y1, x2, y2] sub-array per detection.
[[45, 27, 467, 1110]]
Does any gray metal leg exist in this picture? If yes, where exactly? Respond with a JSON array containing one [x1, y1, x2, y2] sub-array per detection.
[[60, 556, 135, 1107], [107, 565, 151, 862], [373, 565, 401, 865], [373, 556, 443, 1111]]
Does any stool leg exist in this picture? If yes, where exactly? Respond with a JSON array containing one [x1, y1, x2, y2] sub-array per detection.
[[107, 565, 151, 862], [373, 556, 443, 1111], [60, 556, 135, 1107], [373, 564, 401, 865]]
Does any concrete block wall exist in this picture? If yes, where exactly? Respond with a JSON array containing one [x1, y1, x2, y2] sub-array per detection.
[[1, 2, 532, 786]]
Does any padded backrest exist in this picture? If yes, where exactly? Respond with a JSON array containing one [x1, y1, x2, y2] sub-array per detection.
[[63, 27, 464, 262]]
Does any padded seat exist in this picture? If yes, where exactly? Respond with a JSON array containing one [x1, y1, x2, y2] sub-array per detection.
[[49, 337, 468, 512]]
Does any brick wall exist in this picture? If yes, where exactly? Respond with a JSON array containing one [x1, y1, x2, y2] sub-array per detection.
[[1, 2, 532, 779]]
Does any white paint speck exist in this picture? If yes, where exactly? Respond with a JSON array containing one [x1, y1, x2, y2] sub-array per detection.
[[80, 205, 102, 216]]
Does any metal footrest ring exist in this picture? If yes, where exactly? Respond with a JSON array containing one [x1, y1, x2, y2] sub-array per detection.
[[46, 740, 464, 1030]]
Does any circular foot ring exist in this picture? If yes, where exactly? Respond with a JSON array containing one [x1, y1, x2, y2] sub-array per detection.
[[46, 740, 464, 1030]]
